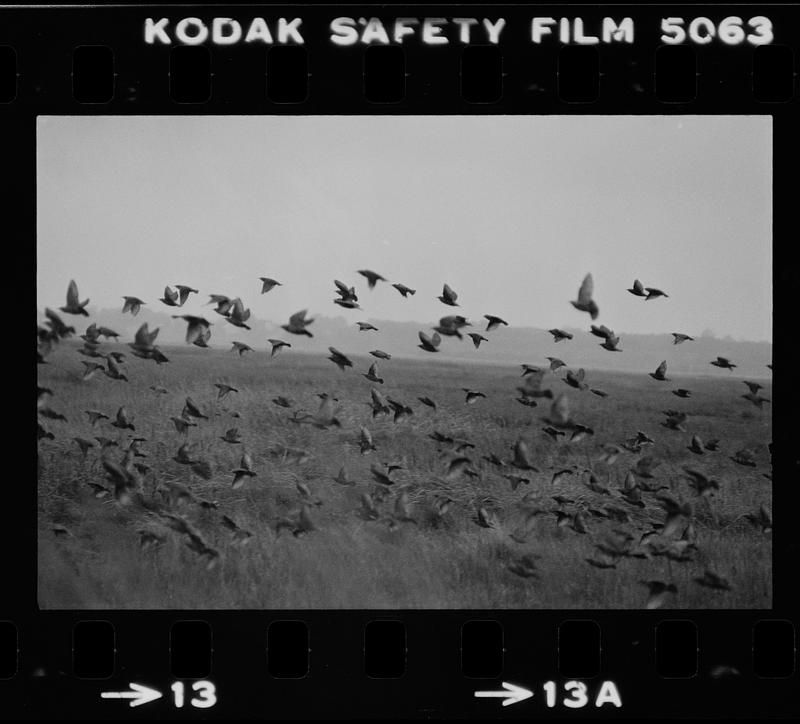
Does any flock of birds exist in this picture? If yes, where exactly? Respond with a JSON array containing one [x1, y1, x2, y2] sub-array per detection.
[[38, 272, 772, 608]]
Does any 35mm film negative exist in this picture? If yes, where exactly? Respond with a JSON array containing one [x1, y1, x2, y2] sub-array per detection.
[[5, 1, 798, 719]]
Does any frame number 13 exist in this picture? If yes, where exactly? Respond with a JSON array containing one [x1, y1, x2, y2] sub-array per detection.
[[171, 681, 217, 709]]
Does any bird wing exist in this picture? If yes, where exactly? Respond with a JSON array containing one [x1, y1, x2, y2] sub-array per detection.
[[289, 309, 308, 325], [578, 273, 594, 304], [66, 280, 79, 306], [443, 283, 457, 302], [655, 360, 667, 378]]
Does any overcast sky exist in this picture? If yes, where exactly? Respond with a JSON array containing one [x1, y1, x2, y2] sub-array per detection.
[[37, 115, 772, 342]]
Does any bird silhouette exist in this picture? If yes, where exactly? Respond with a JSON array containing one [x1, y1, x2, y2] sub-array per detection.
[[328, 347, 353, 371], [172, 315, 213, 346], [571, 273, 599, 319], [259, 277, 282, 293], [672, 333, 694, 344], [363, 362, 384, 384], [710, 356, 736, 370], [438, 283, 459, 306], [392, 283, 416, 297], [468, 333, 488, 349], [160, 286, 180, 306], [548, 328, 573, 342], [358, 270, 387, 289], [122, 296, 146, 316], [60, 280, 90, 316], [357, 322, 378, 332], [627, 279, 647, 297], [418, 331, 441, 352], [649, 360, 669, 381], [282, 310, 314, 337], [484, 315, 508, 332], [370, 349, 392, 360], [645, 287, 668, 300], [231, 341, 253, 356]]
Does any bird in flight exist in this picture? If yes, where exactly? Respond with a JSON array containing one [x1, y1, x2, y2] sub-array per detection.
[[268, 339, 291, 357], [571, 273, 599, 319], [328, 347, 353, 371], [358, 270, 387, 289], [418, 331, 441, 353], [282, 310, 314, 337], [172, 315, 213, 346], [357, 321, 378, 332], [468, 332, 488, 349], [672, 333, 694, 345], [549, 328, 573, 342], [60, 280, 90, 316], [363, 362, 384, 384], [645, 287, 669, 300], [259, 277, 282, 294], [160, 286, 180, 307], [484, 315, 508, 332], [438, 283, 459, 307], [710, 356, 737, 371], [627, 279, 647, 297], [231, 341, 253, 356], [649, 360, 669, 381], [392, 283, 415, 297], [122, 296, 145, 316]]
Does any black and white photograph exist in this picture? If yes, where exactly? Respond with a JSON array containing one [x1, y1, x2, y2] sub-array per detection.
[[36, 115, 772, 609]]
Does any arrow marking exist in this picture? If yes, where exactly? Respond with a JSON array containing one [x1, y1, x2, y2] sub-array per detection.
[[474, 681, 534, 707], [101, 682, 163, 708]]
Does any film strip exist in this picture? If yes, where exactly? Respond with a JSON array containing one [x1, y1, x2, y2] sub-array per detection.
[[6, 1, 799, 719]]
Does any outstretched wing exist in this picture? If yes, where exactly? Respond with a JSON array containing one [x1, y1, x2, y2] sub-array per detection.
[[578, 273, 594, 305]]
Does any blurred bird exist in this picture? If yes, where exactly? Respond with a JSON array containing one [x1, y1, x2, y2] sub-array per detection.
[[215, 383, 238, 400], [590, 389, 608, 398], [468, 333, 488, 349], [549, 328, 573, 342], [267, 339, 291, 357], [672, 388, 691, 398], [627, 279, 647, 297], [571, 273, 599, 319], [687, 434, 704, 455], [564, 368, 588, 391], [645, 287, 669, 300], [160, 286, 180, 306], [507, 554, 541, 578], [73, 437, 94, 457], [363, 362, 383, 384], [484, 315, 508, 332], [259, 277, 282, 293], [672, 333, 694, 344], [172, 315, 213, 346], [704, 438, 720, 452], [742, 391, 770, 408], [60, 280, 90, 316], [438, 283, 459, 306], [226, 298, 251, 329], [358, 270, 387, 289], [220, 428, 242, 444], [546, 357, 566, 372], [175, 285, 198, 305], [418, 396, 437, 410], [370, 349, 392, 360], [639, 580, 677, 609], [710, 356, 736, 370], [463, 389, 486, 405], [122, 296, 146, 316], [231, 452, 257, 489], [392, 283, 415, 297], [231, 341, 253, 356], [183, 397, 208, 420], [328, 347, 353, 371], [333, 466, 355, 486], [282, 310, 314, 337], [731, 448, 757, 467], [510, 438, 539, 471], [418, 331, 441, 352], [684, 468, 719, 497], [111, 406, 135, 431], [649, 360, 669, 381], [357, 322, 378, 332], [744, 504, 772, 534], [84, 409, 109, 426], [360, 426, 376, 454]]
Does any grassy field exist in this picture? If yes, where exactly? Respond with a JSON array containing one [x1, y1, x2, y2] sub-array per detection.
[[37, 342, 772, 609]]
